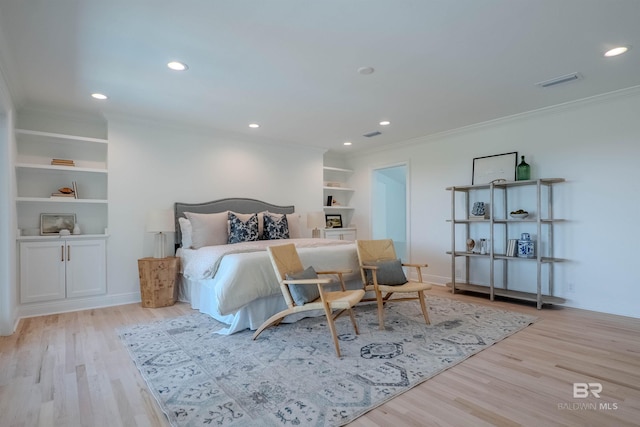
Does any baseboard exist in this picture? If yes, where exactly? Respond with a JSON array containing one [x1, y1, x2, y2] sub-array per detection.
[[17, 292, 141, 319]]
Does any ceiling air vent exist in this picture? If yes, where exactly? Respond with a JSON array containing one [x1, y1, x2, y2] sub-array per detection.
[[363, 131, 382, 138], [536, 72, 582, 88]]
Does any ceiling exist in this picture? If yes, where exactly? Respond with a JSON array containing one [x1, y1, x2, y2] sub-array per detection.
[[0, 1, 638, 153]]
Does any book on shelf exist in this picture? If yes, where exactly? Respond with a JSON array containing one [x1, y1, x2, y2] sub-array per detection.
[[72, 181, 79, 199], [506, 239, 519, 257], [51, 192, 75, 198], [51, 158, 75, 166]]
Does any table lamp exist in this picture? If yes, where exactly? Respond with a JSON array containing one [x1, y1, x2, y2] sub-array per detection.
[[146, 209, 175, 258], [307, 212, 325, 238]]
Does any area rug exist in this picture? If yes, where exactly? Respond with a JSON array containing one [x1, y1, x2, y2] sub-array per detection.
[[118, 296, 536, 426]]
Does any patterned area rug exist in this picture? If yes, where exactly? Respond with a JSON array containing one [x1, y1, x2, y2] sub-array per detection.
[[118, 296, 536, 426]]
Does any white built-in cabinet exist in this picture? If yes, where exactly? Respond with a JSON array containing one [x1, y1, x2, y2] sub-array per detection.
[[323, 166, 356, 237], [15, 125, 109, 312], [20, 238, 106, 303], [446, 178, 566, 309], [322, 228, 357, 241]]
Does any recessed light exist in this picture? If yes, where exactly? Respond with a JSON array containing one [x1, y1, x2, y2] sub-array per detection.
[[91, 93, 108, 100], [343, 141, 352, 146], [167, 61, 188, 71], [604, 46, 629, 57], [357, 66, 375, 75], [249, 123, 260, 128], [379, 120, 390, 126]]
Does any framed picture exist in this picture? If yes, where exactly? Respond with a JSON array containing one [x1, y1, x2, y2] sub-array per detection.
[[472, 152, 517, 185], [325, 214, 343, 228], [40, 213, 76, 235]]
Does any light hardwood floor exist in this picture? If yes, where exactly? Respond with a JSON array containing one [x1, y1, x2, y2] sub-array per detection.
[[1, 286, 638, 427]]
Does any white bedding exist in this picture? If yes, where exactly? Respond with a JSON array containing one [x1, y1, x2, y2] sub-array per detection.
[[177, 238, 360, 316]]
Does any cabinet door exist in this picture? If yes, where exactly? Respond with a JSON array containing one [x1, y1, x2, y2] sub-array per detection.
[[66, 239, 106, 298], [20, 241, 66, 303], [324, 229, 356, 241]]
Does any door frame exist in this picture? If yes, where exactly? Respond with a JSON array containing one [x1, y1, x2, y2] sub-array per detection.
[[370, 161, 411, 261]]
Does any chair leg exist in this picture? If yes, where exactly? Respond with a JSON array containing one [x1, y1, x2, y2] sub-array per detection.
[[418, 291, 430, 325], [322, 304, 342, 357], [252, 310, 289, 340], [347, 307, 359, 335], [375, 290, 385, 330]]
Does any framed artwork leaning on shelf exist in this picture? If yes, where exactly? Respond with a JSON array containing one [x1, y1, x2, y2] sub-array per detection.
[[40, 213, 76, 235], [472, 152, 517, 184], [325, 214, 343, 228]]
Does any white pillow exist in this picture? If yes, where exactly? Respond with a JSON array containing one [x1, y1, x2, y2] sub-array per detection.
[[178, 217, 193, 249], [184, 211, 229, 249], [287, 213, 301, 238]]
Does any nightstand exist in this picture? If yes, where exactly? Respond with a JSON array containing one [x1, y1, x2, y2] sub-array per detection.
[[137, 257, 180, 308]]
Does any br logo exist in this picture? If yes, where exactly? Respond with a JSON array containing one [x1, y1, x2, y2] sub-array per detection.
[[573, 382, 602, 398]]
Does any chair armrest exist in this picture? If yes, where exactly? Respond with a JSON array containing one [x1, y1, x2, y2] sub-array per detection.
[[282, 278, 333, 285], [402, 263, 428, 268], [360, 265, 378, 270], [317, 269, 353, 275]]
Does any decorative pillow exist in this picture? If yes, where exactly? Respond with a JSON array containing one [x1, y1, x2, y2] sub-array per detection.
[[228, 212, 260, 243], [178, 217, 193, 248], [184, 211, 228, 249], [263, 213, 290, 240], [286, 266, 320, 306], [365, 259, 407, 286], [265, 212, 301, 238], [228, 211, 266, 238]]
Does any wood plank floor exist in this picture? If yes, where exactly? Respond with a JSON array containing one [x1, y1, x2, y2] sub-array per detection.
[[1, 286, 638, 427]]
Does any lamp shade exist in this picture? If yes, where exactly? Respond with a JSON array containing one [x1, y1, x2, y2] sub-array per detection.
[[307, 212, 325, 229], [146, 210, 175, 233]]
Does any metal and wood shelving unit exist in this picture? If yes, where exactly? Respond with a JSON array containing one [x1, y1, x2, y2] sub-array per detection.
[[446, 178, 566, 309]]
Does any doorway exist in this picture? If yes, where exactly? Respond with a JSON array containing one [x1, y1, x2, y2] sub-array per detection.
[[371, 163, 408, 261]]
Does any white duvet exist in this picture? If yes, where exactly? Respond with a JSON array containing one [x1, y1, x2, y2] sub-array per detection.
[[177, 238, 360, 315]]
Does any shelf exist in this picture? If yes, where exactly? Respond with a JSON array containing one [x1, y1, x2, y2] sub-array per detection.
[[323, 166, 353, 173], [446, 178, 565, 191], [15, 163, 107, 174], [17, 234, 109, 242], [323, 206, 354, 210], [446, 282, 566, 305], [16, 197, 108, 204], [447, 178, 565, 309], [323, 186, 354, 191], [446, 251, 490, 258], [16, 129, 108, 145]]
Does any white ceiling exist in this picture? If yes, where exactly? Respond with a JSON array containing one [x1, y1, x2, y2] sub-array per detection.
[[0, 0, 638, 153]]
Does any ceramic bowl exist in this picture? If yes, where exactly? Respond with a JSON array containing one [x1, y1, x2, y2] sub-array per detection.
[[510, 213, 529, 219]]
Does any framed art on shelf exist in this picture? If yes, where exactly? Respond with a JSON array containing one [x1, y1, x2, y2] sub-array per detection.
[[472, 152, 517, 185], [40, 213, 76, 235], [325, 214, 343, 228]]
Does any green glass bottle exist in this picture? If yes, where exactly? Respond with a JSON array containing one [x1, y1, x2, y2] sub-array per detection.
[[517, 155, 530, 181]]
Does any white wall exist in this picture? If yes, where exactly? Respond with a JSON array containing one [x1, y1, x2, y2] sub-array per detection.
[[347, 88, 640, 318], [107, 117, 324, 298]]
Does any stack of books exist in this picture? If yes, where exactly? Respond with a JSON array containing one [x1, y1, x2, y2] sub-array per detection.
[[51, 158, 75, 167], [506, 239, 519, 257]]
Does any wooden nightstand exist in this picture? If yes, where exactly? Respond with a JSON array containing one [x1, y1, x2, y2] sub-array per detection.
[[137, 257, 180, 308]]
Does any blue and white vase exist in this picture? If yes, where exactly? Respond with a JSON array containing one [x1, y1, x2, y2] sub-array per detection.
[[517, 233, 535, 258]]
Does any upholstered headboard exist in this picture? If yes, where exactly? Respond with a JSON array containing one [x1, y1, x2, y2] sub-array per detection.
[[174, 197, 295, 248]]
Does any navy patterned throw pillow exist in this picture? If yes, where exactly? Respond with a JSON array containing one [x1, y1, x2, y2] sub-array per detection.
[[228, 212, 260, 243], [264, 214, 290, 240]]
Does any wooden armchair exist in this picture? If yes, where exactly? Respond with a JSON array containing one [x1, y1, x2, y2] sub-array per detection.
[[252, 243, 365, 357], [356, 239, 431, 329]]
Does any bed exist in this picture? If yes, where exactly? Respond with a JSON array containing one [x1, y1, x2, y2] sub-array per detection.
[[174, 198, 362, 334]]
